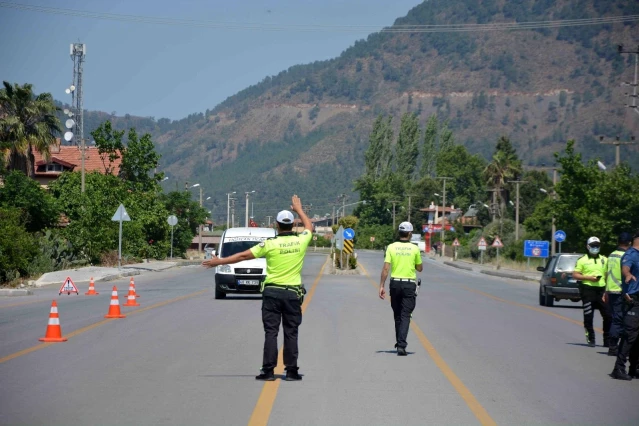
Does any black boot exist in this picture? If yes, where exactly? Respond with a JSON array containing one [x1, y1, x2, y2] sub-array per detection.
[[586, 331, 596, 347], [611, 368, 632, 381], [397, 347, 407, 356], [607, 338, 619, 356], [284, 368, 302, 381], [256, 370, 275, 381]]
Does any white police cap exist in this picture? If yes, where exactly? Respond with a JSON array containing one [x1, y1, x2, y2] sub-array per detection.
[[398, 221, 413, 232], [276, 210, 295, 224]]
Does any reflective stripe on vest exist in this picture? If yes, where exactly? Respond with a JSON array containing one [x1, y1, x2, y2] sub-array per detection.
[[606, 251, 624, 292]]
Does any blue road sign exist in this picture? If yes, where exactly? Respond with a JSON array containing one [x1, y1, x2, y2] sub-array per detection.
[[554, 230, 566, 243], [344, 228, 355, 240], [524, 240, 550, 258]]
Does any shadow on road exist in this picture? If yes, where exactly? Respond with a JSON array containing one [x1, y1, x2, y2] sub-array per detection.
[[376, 350, 416, 355]]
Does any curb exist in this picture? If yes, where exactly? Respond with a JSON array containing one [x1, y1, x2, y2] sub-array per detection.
[[35, 270, 141, 288], [0, 289, 34, 296], [443, 261, 473, 271], [480, 269, 538, 281]]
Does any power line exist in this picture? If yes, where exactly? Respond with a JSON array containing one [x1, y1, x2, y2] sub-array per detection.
[[1, 2, 636, 33]]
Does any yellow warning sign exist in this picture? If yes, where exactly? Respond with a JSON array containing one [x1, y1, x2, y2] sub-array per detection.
[[343, 239, 354, 254]]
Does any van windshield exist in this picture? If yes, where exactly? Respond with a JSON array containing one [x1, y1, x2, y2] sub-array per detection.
[[220, 241, 262, 257], [555, 255, 581, 272]]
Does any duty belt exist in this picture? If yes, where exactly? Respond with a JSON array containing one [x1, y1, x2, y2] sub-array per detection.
[[391, 278, 416, 283], [263, 284, 306, 297]]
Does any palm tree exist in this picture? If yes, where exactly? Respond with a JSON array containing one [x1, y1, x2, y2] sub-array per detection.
[[0, 81, 61, 177], [484, 150, 522, 219]]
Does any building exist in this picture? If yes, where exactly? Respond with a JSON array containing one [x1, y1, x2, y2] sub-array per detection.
[[32, 139, 122, 187]]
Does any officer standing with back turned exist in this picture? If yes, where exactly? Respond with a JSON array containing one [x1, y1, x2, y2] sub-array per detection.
[[611, 230, 639, 380], [379, 222, 423, 356], [603, 232, 632, 356], [202, 195, 313, 381]]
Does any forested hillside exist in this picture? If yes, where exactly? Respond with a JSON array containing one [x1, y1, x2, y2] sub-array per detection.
[[58, 0, 639, 224]]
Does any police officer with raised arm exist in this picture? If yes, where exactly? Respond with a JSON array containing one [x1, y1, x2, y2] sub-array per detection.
[[573, 236, 611, 348], [611, 230, 639, 380], [379, 222, 423, 356], [202, 195, 313, 381], [603, 232, 632, 356]]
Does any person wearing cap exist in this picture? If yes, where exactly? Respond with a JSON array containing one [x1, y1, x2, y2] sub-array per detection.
[[573, 236, 611, 348], [379, 221, 423, 356], [611, 230, 639, 380], [603, 232, 633, 356], [202, 195, 313, 381]]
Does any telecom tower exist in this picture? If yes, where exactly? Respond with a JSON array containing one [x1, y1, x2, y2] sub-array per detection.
[[64, 43, 86, 191]]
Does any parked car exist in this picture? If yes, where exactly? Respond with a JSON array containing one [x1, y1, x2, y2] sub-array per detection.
[[537, 253, 584, 307]]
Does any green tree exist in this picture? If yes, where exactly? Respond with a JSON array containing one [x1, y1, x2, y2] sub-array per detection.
[[0, 207, 38, 283], [420, 114, 438, 178], [0, 171, 60, 233], [120, 128, 163, 191], [436, 145, 486, 211], [160, 190, 208, 256], [91, 120, 125, 174], [484, 136, 522, 217], [0, 81, 61, 177], [395, 112, 420, 181]]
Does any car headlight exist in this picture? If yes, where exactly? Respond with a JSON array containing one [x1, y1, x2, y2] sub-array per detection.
[[217, 264, 232, 273]]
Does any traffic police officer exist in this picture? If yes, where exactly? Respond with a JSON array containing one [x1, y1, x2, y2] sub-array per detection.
[[379, 222, 423, 356], [573, 236, 611, 347], [611, 230, 639, 380], [202, 195, 313, 381], [603, 232, 632, 356]]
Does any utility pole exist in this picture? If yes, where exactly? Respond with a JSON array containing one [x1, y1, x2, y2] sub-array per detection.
[[525, 165, 559, 255], [226, 191, 236, 229], [332, 205, 336, 226], [619, 44, 639, 118], [230, 198, 236, 229], [390, 200, 399, 230], [244, 191, 255, 227], [436, 177, 453, 248], [599, 135, 637, 166], [508, 180, 526, 240], [340, 194, 347, 220], [407, 195, 412, 222], [199, 186, 203, 255], [266, 215, 272, 227]]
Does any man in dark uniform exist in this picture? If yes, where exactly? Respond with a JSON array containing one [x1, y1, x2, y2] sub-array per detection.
[[202, 194, 313, 381], [611, 230, 639, 380], [379, 222, 423, 356], [603, 232, 632, 356]]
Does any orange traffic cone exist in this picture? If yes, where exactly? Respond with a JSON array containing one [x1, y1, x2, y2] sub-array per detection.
[[39, 300, 68, 342], [85, 277, 99, 295], [123, 283, 140, 307], [104, 286, 126, 318], [130, 277, 140, 297]]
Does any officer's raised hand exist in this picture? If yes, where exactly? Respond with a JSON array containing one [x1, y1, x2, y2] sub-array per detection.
[[290, 194, 303, 214]]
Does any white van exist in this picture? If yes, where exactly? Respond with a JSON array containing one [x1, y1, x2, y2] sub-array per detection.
[[214, 227, 276, 299]]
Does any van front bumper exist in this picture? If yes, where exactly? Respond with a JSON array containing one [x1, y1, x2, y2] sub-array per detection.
[[215, 273, 265, 293]]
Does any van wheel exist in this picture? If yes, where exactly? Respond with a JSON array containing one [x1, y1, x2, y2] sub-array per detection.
[[544, 292, 554, 307], [215, 286, 226, 299], [539, 286, 546, 306]]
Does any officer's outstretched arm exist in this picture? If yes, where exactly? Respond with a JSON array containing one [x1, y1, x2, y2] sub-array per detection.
[[201, 249, 255, 268]]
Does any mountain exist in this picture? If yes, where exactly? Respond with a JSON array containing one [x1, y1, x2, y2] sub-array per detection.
[[59, 0, 639, 225]]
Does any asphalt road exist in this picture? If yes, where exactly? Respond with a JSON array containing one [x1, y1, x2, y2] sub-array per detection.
[[0, 251, 637, 426]]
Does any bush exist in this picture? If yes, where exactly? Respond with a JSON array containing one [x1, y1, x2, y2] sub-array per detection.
[[0, 207, 38, 284], [27, 230, 88, 277]]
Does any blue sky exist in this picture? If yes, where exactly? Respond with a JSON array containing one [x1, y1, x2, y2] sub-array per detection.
[[0, 0, 421, 120]]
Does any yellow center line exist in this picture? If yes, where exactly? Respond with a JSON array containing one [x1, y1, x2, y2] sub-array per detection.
[[0, 299, 50, 309], [248, 257, 328, 426], [359, 262, 497, 426], [462, 286, 603, 333], [0, 288, 209, 365]]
